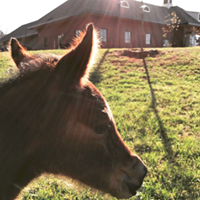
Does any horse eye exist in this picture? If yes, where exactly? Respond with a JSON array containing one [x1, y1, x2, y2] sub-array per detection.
[[94, 124, 109, 135]]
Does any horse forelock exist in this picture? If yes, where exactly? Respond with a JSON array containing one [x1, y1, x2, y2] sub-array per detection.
[[17, 53, 60, 74]]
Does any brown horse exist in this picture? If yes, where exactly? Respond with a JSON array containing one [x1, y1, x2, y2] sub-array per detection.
[[0, 24, 147, 199]]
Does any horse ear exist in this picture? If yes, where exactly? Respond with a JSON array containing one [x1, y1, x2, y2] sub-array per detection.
[[54, 23, 98, 85], [10, 38, 30, 66]]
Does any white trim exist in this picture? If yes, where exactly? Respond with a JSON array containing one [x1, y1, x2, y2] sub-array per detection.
[[120, 0, 129, 9], [125, 31, 131, 43], [76, 30, 81, 36], [163, 39, 169, 47], [146, 34, 151, 45], [163, 0, 173, 8], [189, 35, 196, 47], [142, 5, 150, 13], [100, 29, 107, 42]]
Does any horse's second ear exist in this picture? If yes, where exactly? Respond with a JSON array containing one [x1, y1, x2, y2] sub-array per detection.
[[10, 38, 30, 67], [54, 23, 98, 85]]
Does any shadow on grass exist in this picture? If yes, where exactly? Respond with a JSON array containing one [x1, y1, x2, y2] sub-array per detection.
[[90, 49, 110, 84], [142, 56, 174, 161]]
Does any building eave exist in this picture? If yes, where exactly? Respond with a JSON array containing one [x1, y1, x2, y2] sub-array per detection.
[[0, 32, 38, 43], [17, 33, 38, 39], [188, 22, 200, 27]]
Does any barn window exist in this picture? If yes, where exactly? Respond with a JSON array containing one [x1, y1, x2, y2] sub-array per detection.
[[100, 29, 107, 42], [125, 31, 131, 43], [189, 35, 196, 47], [146, 34, 151, 45], [120, 0, 129, 9], [76, 30, 81, 36], [164, 0, 172, 3], [143, 5, 150, 13], [163, 39, 169, 47], [44, 37, 48, 47], [58, 34, 64, 49]]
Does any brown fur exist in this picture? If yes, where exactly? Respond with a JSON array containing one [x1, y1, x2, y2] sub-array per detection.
[[0, 24, 147, 200]]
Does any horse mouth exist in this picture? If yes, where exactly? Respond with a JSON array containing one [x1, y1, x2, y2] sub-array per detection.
[[124, 181, 141, 196]]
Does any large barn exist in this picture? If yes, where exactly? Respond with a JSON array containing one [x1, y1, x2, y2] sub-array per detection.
[[1, 0, 200, 49]]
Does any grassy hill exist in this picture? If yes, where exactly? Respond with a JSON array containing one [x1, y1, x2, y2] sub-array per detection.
[[0, 47, 200, 200]]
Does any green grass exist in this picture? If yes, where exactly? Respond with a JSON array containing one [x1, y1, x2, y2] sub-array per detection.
[[1, 47, 200, 200]]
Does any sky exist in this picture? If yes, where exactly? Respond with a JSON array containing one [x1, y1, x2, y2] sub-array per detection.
[[0, 0, 200, 34]]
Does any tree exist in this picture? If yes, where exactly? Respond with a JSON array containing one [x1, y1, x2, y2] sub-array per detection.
[[162, 11, 181, 46], [191, 27, 200, 36], [0, 30, 6, 39]]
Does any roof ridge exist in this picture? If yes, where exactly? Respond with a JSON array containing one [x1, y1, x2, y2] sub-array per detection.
[[179, 6, 200, 23], [169, 6, 200, 26], [187, 11, 199, 13], [0, 20, 38, 42]]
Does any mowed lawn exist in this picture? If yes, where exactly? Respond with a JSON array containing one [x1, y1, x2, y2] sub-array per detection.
[[0, 47, 200, 200]]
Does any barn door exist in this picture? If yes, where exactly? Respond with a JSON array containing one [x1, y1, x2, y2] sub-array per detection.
[[186, 34, 196, 47]]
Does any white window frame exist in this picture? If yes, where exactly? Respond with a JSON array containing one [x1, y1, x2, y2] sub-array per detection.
[[163, 39, 169, 47], [125, 31, 131, 43], [164, 0, 172, 4], [120, 0, 129, 9], [76, 30, 81, 36], [189, 35, 196, 47], [100, 29, 107, 42], [57, 34, 64, 49], [143, 6, 150, 13], [146, 34, 151, 45]]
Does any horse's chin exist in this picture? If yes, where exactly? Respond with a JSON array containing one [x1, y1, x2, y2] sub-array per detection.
[[112, 191, 136, 199], [110, 183, 138, 199]]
